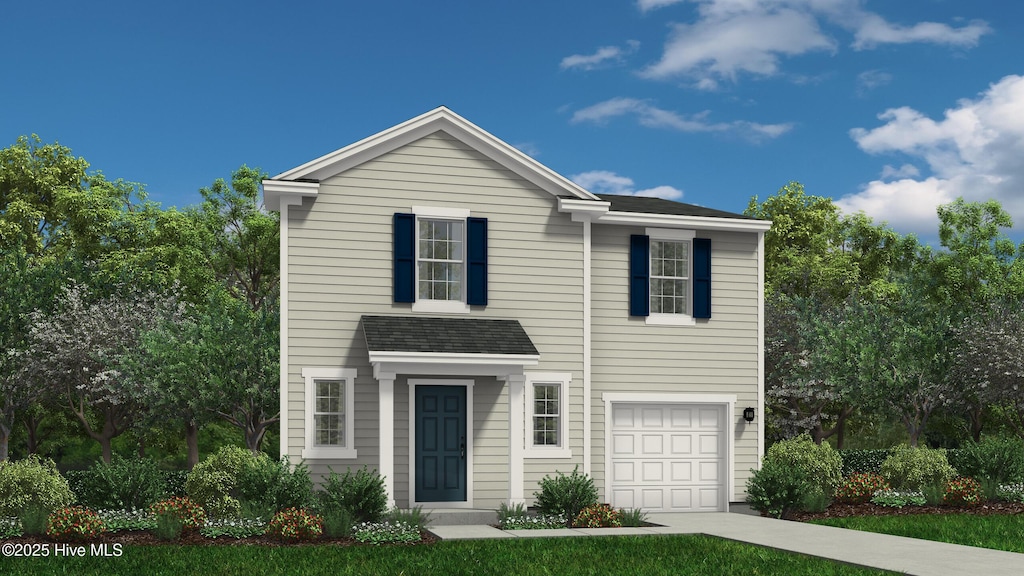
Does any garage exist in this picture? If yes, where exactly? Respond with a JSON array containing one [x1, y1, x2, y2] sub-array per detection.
[[608, 402, 728, 512]]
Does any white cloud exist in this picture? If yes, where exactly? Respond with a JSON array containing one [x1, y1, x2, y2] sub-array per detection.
[[571, 170, 685, 200], [839, 75, 1024, 236], [637, 0, 684, 12], [856, 69, 892, 95], [561, 41, 640, 71], [571, 97, 792, 142], [640, 1, 990, 88], [879, 163, 919, 180]]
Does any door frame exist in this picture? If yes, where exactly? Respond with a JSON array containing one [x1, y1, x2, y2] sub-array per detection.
[[409, 379, 475, 508]]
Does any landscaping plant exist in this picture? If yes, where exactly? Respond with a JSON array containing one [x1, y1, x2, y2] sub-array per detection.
[[746, 458, 810, 518], [838, 449, 890, 476], [18, 503, 50, 536], [573, 503, 622, 528], [153, 511, 184, 541], [0, 455, 75, 516], [353, 520, 420, 544], [952, 436, 1024, 485], [266, 508, 323, 542], [185, 445, 301, 518], [388, 506, 431, 531], [870, 489, 926, 508], [618, 507, 648, 527], [880, 445, 956, 491], [533, 466, 598, 524], [943, 477, 984, 507], [318, 466, 388, 523], [834, 472, 889, 504], [46, 506, 106, 541], [70, 455, 166, 511], [766, 434, 842, 504], [148, 496, 207, 531], [236, 456, 313, 514]]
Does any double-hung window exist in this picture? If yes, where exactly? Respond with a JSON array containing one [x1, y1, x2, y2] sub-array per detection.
[[302, 367, 357, 459], [524, 372, 571, 459], [630, 228, 710, 325], [650, 238, 690, 316], [418, 218, 464, 302]]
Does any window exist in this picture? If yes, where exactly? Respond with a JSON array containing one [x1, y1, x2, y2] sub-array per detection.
[[650, 239, 690, 315], [632, 228, 708, 325], [418, 218, 464, 301], [302, 367, 357, 459], [524, 372, 571, 458]]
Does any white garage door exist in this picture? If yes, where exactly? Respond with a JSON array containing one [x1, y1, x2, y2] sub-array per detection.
[[609, 403, 726, 512]]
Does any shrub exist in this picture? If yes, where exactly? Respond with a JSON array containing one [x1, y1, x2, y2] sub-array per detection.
[[163, 470, 189, 498], [388, 506, 431, 531], [922, 482, 945, 506], [0, 517, 20, 538], [200, 517, 267, 539], [353, 520, 420, 544], [871, 489, 925, 508], [533, 466, 598, 524], [880, 445, 956, 491], [618, 508, 648, 527], [18, 503, 50, 536], [153, 512, 183, 541], [573, 504, 621, 528], [746, 458, 809, 519], [237, 456, 314, 514], [952, 436, 1024, 484], [0, 455, 75, 516], [944, 477, 984, 507], [98, 509, 156, 532], [185, 445, 259, 518], [835, 473, 889, 504], [318, 466, 388, 524], [497, 501, 528, 526], [71, 455, 165, 511], [148, 497, 207, 531], [266, 508, 323, 542], [996, 483, 1024, 503], [839, 449, 891, 476], [320, 505, 354, 538], [46, 506, 105, 541], [766, 434, 843, 501]]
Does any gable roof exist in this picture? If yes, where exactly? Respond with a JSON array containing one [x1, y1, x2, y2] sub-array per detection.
[[264, 106, 600, 210], [361, 315, 539, 356]]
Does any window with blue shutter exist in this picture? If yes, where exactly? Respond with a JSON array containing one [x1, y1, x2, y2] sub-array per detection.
[[629, 235, 650, 316], [692, 238, 711, 319], [393, 213, 415, 303], [466, 217, 488, 306]]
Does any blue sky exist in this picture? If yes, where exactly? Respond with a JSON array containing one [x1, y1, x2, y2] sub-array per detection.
[[3, 0, 1022, 242]]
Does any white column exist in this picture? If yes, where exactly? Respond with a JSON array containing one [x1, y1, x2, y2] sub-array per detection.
[[378, 374, 396, 508], [507, 373, 526, 505]]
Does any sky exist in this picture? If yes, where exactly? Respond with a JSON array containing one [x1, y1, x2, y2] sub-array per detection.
[[3, 0, 1023, 243]]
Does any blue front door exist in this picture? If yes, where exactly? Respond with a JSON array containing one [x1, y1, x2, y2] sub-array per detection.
[[415, 385, 467, 503]]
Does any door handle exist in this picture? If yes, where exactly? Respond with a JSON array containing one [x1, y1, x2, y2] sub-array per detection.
[[460, 437, 466, 460]]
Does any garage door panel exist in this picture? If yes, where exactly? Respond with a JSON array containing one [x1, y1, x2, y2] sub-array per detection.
[[610, 403, 726, 512]]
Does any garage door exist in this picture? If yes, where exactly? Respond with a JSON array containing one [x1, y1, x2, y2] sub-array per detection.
[[609, 403, 726, 512]]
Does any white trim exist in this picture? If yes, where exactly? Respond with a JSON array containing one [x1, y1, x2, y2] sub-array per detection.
[[645, 228, 695, 241], [645, 228, 696, 324], [505, 374, 526, 505], [524, 372, 573, 459], [411, 300, 472, 314], [582, 220, 592, 475], [263, 180, 318, 212], [756, 231, 766, 468], [378, 376, 395, 508], [645, 314, 697, 326], [271, 107, 598, 201], [604, 211, 772, 232], [412, 208, 472, 314], [279, 202, 290, 461], [559, 197, 611, 222], [301, 367, 358, 460], [412, 205, 471, 219], [368, 351, 539, 366], [409, 379, 475, 508], [601, 392, 735, 512]]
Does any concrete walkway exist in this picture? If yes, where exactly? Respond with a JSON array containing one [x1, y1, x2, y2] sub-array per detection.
[[428, 512, 1024, 576]]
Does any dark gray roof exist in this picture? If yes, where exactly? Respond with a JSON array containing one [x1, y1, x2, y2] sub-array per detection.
[[597, 194, 757, 220], [361, 315, 539, 356]]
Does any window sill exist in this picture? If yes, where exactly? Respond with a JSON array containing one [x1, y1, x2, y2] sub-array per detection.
[[645, 313, 696, 326], [301, 447, 358, 460], [412, 300, 472, 314], [523, 448, 572, 459]]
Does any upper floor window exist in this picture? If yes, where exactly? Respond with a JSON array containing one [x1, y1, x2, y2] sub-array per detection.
[[630, 228, 710, 324], [418, 218, 464, 301], [650, 239, 690, 315]]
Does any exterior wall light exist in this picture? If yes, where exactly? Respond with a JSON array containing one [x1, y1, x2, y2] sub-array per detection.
[[743, 407, 755, 423]]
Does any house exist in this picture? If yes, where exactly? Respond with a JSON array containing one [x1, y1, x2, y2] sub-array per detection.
[[263, 107, 770, 512]]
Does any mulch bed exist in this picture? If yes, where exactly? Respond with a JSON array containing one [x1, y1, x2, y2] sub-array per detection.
[[2, 530, 439, 547], [791, 501, 1024, 521]]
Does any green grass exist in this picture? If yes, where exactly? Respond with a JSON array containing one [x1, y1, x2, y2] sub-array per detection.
[[3, 535, 892, 575], [812, 514, 1024, 553]]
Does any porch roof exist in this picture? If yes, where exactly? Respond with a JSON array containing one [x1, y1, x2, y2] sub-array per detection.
[[361, 315, 539, 356]]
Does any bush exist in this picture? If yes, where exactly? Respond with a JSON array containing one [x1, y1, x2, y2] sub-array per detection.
[[71, 455, 165, 511], [871, 489, 925, 508], [266, 508, 323, 541], [944, 477, 984, 507], [148, 497, 207, 531], [573, 504, 621, 528], [185, 445, 261, 518], [46, 506, 105, 541], [18, 503, 50, 536], [153, 512, 183, 541], [618, 508, 648, 527], [766, 434, 842, 504], [0, 455, 75, 516], [388, 506, 431, 530], [318, 466, 388, 524], [353, 520, 420, 544], [952, 436, 1024, 484], [533, 466, 598, 524], [320, 505, 354, 538], [746, 458, 809, 519], [237, 456, 313, 514], [996, 483, 1024, 503], [835, 473, 889, 504], [839, 449, 891, 476], [880, 445, 956, 491], [163, 470, 189, 498]]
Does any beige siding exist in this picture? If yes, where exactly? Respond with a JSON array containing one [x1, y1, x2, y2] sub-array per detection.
[[285, 131, 584, 509], [590, 224, 761, 501]]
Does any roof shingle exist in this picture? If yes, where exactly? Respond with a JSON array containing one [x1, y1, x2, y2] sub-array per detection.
[[597, 194, 757, 220], [361, 315, 539, 356]]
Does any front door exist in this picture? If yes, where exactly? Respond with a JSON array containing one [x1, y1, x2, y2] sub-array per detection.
[[415, 385, 467, 502]]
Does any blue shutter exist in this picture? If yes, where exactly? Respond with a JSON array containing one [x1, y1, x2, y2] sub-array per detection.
[[467, 217, 488, 306], [393, 213, 415, 303], [693, 238, 711, 319], [629, 235, 650, 317]]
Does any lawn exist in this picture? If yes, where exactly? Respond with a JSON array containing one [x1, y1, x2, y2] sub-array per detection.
[[2, 535, 893, 576], [811, 513, 1024, 553]]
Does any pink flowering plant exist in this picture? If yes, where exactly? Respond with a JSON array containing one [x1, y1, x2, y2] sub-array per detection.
[[46, 506, 106, 541], [573, 503, 622, 528], [148, 497, 207, 530], [943, 477, 984, 507], [266, 508, 323, 541], [835, 473, 889, 504]]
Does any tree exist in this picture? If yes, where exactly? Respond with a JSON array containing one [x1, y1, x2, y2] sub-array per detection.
[[200, 166, 279, 311], [23, 284, 182, 463]]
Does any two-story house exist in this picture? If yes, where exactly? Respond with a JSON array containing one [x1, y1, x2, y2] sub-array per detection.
[[263, 107, 770, 513]]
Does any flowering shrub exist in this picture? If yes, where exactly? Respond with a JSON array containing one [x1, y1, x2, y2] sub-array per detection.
[[871, 489, 925, 508], [98, 508, 157, 532], [500, 514, 567, 530], [148, 497, 207, 530], [835, 473, 890, 504], [46, 506, 106, 541], [944, 477, 984, 507], [353, 520, 420, 544], [201, 517, 267, 539], [0, 517, 22, 539], [266, 508, 323, 541], [996, 483, 1024, 503], [573, 504, 622, 528], [534, 466, 598, 524]]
